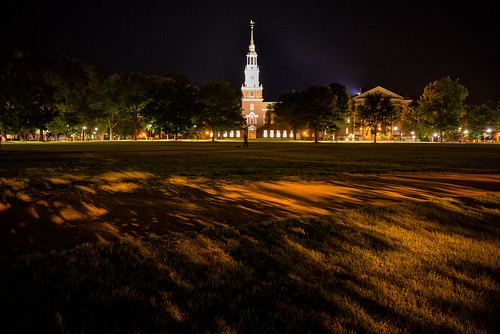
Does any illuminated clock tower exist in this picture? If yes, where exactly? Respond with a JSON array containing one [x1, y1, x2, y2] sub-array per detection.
[[241, 20, 264, 138]]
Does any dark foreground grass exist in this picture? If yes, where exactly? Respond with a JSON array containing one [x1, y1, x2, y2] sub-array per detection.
[[1, 192, 499, 333]]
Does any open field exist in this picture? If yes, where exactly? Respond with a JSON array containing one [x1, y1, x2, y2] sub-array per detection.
[[1, 193, 499, 333], [1, 141, 499, 332]]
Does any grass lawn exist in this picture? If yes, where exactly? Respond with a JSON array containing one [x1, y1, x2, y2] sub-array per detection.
[[1, 193, 499, 333], [2, 141, 499, 188], [1, 141, 499, 333]]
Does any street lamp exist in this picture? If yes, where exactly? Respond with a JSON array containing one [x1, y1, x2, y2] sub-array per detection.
[[82, 126, 87, 141], [393, 126, 398, 142], [486, 128, 492, 142]]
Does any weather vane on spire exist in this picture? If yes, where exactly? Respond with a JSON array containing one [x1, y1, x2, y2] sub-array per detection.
[[248, 20, 256, 52]]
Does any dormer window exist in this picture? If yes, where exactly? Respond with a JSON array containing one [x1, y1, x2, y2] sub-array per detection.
[[250, 91, 254, 97]]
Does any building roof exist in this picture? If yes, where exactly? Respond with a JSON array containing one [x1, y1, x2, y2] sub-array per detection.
[[355, 86, 404, 99]]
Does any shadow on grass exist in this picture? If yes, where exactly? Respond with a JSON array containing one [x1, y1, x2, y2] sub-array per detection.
[[1, 193, 499, 333], [2, 174, 500, 255]]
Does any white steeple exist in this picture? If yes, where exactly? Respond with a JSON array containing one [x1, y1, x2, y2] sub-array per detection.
[[243, 20, 262, 90]]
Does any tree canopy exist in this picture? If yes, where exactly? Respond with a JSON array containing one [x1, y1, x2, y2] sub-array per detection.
[[196, 81, 244, 141], [418, 77, 468, 142], [357, 93, 395, 143], [274, 83, 350, 142]]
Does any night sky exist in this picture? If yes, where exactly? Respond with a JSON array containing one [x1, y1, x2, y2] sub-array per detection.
[[2, 0, 499, 104]]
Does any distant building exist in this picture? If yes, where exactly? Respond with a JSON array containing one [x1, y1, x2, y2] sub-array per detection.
[[338, 86, 413, 142], [239, 21, 415, 141], [240, 20, 282, 139], [240, 20, 263, 139]]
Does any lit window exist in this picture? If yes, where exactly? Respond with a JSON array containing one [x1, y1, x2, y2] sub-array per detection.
[[236, 130, 241, 137], [270, 130, 274, 138], [290, 131, 293, 138], [223, 131, 228, 138], [263, 130, 268, 138], [230, 130, 234, 138], [283, 130, 287, 138], [277, 130, 281, 138], [247, 112, 258, 125], [346, 128, 349, 134]]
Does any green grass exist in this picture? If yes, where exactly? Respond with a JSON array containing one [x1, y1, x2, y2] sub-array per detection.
[[1, 142, 499, 332], [1, 193, 499, 333], [1, 142, 499, 201]]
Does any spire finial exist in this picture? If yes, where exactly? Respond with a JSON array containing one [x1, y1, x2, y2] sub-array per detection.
[[249, 20, 255, 52]]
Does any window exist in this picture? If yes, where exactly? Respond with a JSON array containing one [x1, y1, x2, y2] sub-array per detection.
[[250, 91, 254, 97], [270, 130, 274, 138], [283, 130, 287, 138], [236, 130, 241, 137], [250, 103, 254, 110], [247, 112, 257, 125], [230, 130, 234, 138], [277, 130, 281, 138], [263, 130, 268, 138]]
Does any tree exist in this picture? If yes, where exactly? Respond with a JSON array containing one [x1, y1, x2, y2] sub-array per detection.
[[357, 93, 395, 143], [0, 48, 23, 147], [47, 56, 101, 140], [100, 76, 128, 140], [273, 90, 305, 140], [419, 77, 468, 142], [2, 53, 61, 141], [298, 85, 337, 143], [274, 84, 348, 142], [400, 100, 429, 141], [106, 73, 153, 140], [326, 83, 351, 139], [196, 81, 244, 141], [141, 71, 197, 140], [463, 101, 500, 141]]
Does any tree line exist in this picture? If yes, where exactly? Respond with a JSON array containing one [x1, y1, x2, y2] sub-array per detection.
[[400, 77, 499, 142], [2, 49, 499, 146], [273, 77, 499, 143], [0, 50, 244, 147]]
